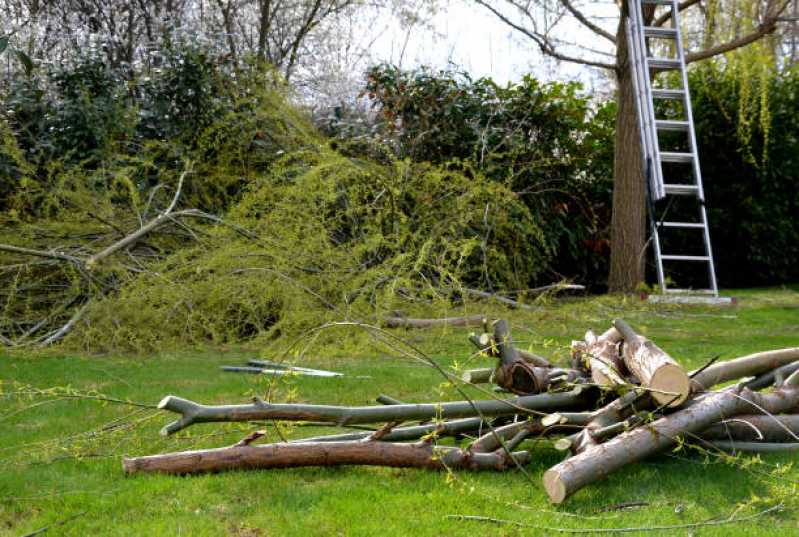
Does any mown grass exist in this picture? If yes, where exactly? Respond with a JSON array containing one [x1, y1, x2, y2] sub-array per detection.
[[1, 287, 798, 536]]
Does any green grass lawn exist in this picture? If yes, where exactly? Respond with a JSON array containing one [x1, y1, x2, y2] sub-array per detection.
[[1, 287, 798, 536]]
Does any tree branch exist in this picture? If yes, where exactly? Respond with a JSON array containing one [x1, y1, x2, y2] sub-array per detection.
[[474, 0, 616, 70], [558, 0, 616, 43], [686, 3, 790, 64], [653, 0, 701, 27]]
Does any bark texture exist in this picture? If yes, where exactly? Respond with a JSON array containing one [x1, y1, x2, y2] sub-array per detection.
[[543, 371, 799, 503], [123, 440, 532, 475], [608, 14, 647, 293]]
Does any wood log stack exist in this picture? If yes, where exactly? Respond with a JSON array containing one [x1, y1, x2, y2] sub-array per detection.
[[123, 318, 799, 504]]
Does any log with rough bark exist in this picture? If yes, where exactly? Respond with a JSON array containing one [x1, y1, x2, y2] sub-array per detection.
[[383, 314, 486, 329], [691, 348, 799, 390], [157, 387, 593, 435], [542, 368, 799, 503], [123, 438, 533, 475], [489, 319, 571, 395], [698, 414, 799, 442], [614, 319, 691, 407]]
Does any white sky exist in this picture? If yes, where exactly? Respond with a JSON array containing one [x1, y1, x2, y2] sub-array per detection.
[[368, 1, 619, 93]]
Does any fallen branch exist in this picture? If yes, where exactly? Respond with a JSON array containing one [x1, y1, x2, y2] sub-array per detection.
[[157, 388, 593, 435], [383, 314, 486, 329], [543, 369, 799, 503], [123, 439, 532, 475], [445, 503, 783, 534], [691, 348, 799, 390], [614, 319, 690, 407]]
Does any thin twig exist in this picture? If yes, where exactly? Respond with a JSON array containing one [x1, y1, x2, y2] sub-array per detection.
[[446, 503, 783, 533]]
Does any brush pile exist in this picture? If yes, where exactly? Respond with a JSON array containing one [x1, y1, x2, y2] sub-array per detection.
[[123, 319, 799, 503]]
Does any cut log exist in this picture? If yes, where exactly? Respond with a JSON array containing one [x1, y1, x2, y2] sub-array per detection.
[[462, 368, 493, 384], [699, 414, 799, 442], [383, 314, 486, 329], [157, 387, 593, 435], [691, 348, 799, 390], [614, 319, 690, 407], [542, 369, 799, 503], [123, 440, 532, 475]]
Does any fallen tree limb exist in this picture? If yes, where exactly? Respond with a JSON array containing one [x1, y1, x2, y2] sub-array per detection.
[[383, 314, 486, 329], [614, 319, 690, 407], [158, 387, 593, 435], [699, 414, 799, 442], [462, 288, 538, 311], [691, 348, 799, 390], [123, 439, 532, 475], [542, 368, 799, 503]]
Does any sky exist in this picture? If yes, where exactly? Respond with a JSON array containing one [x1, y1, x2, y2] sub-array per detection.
[[368, 1, 619, 93]]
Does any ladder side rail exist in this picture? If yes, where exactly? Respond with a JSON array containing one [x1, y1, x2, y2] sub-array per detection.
[[632, 0, 666, 200], [670, 0, 720, 295]]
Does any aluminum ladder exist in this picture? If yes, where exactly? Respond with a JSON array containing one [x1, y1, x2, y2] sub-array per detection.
[[625, 0, 725, 301]]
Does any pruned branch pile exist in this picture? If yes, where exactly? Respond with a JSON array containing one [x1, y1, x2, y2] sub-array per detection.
[[123, 319, 799, 504]]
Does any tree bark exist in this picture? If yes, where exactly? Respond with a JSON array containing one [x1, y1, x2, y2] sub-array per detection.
[[158, 388, 593, 435], [608, 15, 647, 293], [691, 348, 799, 390], [615, 320, 690, 407], [543, 370, 799, 503], [123, 440, 532, 475], [699, 414, 799, 442]]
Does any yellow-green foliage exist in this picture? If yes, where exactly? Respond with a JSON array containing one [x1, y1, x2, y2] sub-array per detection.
[[71, 144, 549, 351]]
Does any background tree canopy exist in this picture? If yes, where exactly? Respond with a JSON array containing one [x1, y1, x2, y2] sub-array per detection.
[[0, 23, 798, 349]]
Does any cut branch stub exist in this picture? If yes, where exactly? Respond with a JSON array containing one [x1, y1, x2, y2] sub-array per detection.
[[572, 327, 626, 389], [614, 319, 690, 407]]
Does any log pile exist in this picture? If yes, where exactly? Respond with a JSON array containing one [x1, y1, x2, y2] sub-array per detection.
[[123, 318, 799, 504]]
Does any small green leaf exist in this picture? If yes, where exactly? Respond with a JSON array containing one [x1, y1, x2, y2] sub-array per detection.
[[16, 50, 33, 74], [0, 36, 9, 55]]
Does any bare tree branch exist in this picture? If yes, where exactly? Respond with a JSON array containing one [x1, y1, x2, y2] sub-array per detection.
[[474, 0, 616, 70], [558, 0, 616, 43], [653, 0, 701, 27]]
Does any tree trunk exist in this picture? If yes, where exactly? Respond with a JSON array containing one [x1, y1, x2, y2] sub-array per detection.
[[609, 14, 647, 293]]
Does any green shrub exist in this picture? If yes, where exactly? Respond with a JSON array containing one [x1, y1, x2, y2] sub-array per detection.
[[691, 62, 799, 286]]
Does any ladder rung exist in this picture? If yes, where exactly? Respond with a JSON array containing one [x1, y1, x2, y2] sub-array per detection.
[[656, 120, 690, 131], [661, 255, 711, 261], [652, 89, 685, 100], [648, 57, 681, 70], [660, 151, 694, 163], [660, 221, 705, 228], [644, 27, 678, 39], [663, 184, 700, 195]]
